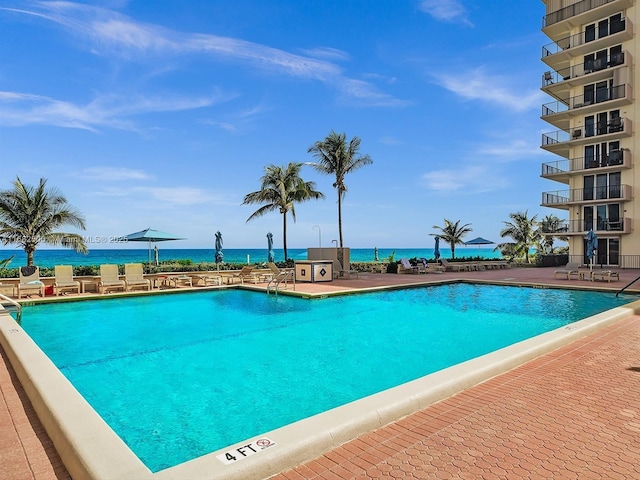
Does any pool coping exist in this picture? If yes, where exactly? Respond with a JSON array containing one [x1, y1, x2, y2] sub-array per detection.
[[2, 284, 639, 480]]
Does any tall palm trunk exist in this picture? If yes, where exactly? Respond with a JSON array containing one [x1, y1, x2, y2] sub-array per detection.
[[338, 191, 344, 249], [282, 212, 288, 261], [337, 191, 344, 269]]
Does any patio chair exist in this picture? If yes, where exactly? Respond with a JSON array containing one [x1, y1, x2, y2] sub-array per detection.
[[124, 263, 151, 292], [440, 258, 466, 272], [17, 266, 45, 299], [591, 270, 620, 282], [553, 262, 580, 280], [98, 264, 126, 294], [229, 266, 260, 284], [168, 275, 193, 288], [53, 265, 80, 296], [193, 273, 223, 286], [398, 258, 419, 274]]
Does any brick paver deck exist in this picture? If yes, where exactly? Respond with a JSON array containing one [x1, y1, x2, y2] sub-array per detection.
[[1, 267, 639, 479]]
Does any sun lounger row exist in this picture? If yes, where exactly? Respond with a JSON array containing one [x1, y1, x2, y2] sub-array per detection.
[[11, 263, 288, 298], [554, 263, 620, 282], [397, 258, 510, 274]]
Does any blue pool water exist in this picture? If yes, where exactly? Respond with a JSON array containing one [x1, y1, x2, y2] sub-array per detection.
[[19, 285, 633, 472]]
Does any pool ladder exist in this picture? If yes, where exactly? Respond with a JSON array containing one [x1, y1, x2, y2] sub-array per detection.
[[0, 293, 22, 323], [267, 270, 295, 295]]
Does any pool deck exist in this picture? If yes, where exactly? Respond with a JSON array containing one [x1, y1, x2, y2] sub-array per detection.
[[1, 266, 640, 479]]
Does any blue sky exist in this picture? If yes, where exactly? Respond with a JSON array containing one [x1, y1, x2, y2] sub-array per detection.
[[0, 0, 557, 250]]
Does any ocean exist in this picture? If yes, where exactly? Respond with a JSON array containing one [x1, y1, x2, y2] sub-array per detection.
[[0, 247, 503, 268]]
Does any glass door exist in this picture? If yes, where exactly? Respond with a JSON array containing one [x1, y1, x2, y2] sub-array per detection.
[[583, 176, 594, 201], [583, 206, 594, 232]]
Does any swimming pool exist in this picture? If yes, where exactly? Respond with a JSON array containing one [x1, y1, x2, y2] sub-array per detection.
[[17, 283, 634, 473]]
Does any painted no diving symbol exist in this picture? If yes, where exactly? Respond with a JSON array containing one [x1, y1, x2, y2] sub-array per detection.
[[256, 438, 273, 447]]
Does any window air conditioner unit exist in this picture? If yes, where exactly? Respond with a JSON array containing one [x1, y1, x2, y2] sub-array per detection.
[[572, 129, 582, 139]]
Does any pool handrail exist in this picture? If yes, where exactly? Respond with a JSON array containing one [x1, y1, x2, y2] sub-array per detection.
[[0, 292, 21, 323], [616, 273, 640, 297], [267, 269, 295, 295]]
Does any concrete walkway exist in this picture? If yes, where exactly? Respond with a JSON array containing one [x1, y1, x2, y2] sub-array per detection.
[[1, 267, 639, 479]]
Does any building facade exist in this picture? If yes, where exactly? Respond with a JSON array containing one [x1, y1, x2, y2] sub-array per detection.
[[540, 0, 637, 266]]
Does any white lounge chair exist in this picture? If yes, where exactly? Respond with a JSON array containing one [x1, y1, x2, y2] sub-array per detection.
[[193, 273, 223, 286], [398, 258, 419, 274], [554, 262, 580, 280], [440, 259, 466, 272], [98, 264, 126, 294], [53, 265, 80, 296], [124, 263, 151, 291], [229, 266, 260, 284], [17, 266, 45, 299]]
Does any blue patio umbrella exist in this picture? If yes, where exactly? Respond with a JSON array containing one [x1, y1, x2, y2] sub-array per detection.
[[586, 229, 598, 269], [121, 227, 185, 265], [434, 236, 441, 260], [464, 237, 495, 246], [267, 232, 275, 263], [215, 231, 224, 268]]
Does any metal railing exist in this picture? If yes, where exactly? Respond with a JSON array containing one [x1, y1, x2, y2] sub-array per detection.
[[565, 254, 640, 269], [543, 0, 617, 27], [542, 184, 630, 205], [541, 150, 627, 175], [540, 217, 628, 234], [542, 117, 628, 147], [541, 84, 627, 116], [542, 51, 627, 86], [266, 270, 295, 295], [0, 293, 21, 323], [542, 17, 626, 56]]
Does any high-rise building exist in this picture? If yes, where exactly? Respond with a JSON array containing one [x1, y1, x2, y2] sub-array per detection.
[[540, 0, 636, 267]]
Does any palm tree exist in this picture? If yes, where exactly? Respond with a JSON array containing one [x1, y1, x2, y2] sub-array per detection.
[[0, 177, 88, 266], [537, 213, 568, 254], [307, 131, 373, 251], [498, 210, 540, 263], [243, 163, 324, 260], [431, 219, 473, 259]]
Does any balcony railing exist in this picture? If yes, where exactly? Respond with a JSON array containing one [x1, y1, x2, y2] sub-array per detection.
[[542, 117, 628, 147], [543, 0, 617, 28], [565, 254, 640, 268], [540, 217, 629, 234], [541, 52, 626, 86], [542, 17, 626, 56], [542, 184, 631, 206], [541, 150, 627, 176], [541, 84, 626, 116]]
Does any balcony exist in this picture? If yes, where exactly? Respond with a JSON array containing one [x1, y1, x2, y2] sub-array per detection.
[[541, 149, 630, 183], [542, 0, 633, 39], [541, 51, 629, 97], [540, 217, 631, 235], [542, 19, 632, 72], [541, 84, 630, 130], [541, 117, 631, 156], [541, 184, 631, 208]]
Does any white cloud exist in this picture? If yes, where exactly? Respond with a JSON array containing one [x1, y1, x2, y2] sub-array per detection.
[[476, 139, 543, 161], [433, 68, 543, 112], [418, 0, 472, 26], [299, 46, 350, 62], [422, 165, 508, 194], [76, 167, 152, 181], [93, 184, 222, 206], [0, 90, 229, 131], [0, 2, 402, 107]]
